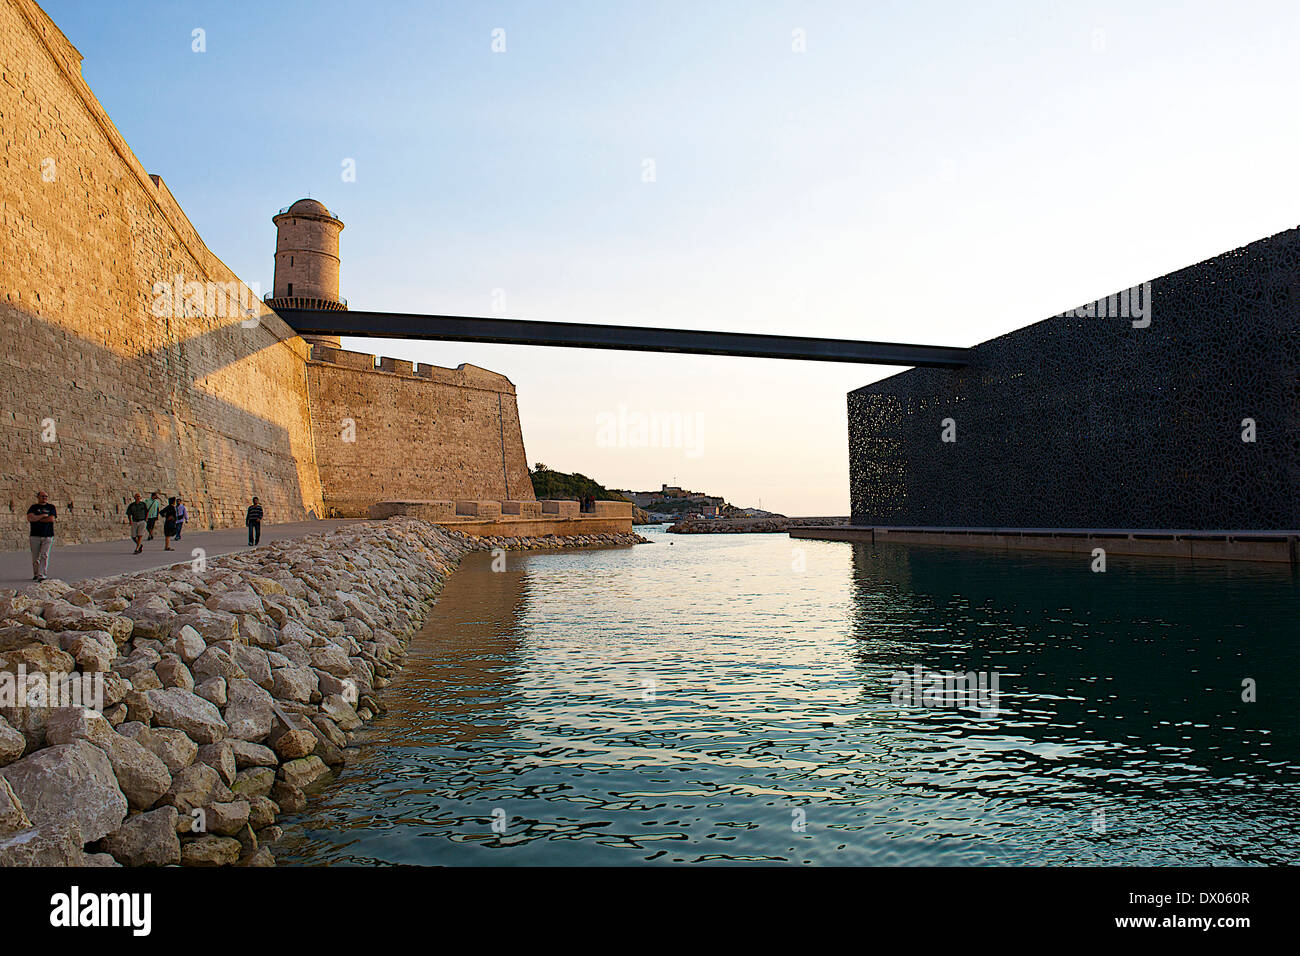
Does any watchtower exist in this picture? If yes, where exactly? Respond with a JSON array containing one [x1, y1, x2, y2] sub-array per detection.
[[268, 198, 346, 349]]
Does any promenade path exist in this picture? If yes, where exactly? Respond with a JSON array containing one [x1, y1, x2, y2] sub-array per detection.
[[0, 519, 363, 590]]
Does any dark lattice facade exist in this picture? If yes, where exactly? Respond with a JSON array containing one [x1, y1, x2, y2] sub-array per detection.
[[849, 228, 1300, 530]]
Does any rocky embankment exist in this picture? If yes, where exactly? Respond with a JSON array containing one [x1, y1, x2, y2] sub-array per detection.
[[0, 518, 650, 866], [0, 520, 462, 866], [668, 516, 849, 534]]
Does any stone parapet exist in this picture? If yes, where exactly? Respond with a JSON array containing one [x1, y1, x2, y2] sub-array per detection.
[[367, 500, 456, 521], [308, 345, 516, 395], [368, 499, 633, 536], [445, 516, 637, 537]]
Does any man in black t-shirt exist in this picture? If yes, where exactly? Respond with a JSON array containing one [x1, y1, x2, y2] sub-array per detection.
[[26, 491, 56, 581], [125, 493, 150, 554], [246, 497, 264, 546]]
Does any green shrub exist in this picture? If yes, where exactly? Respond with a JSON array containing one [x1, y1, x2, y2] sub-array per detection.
[[528, 464, 629, 502]]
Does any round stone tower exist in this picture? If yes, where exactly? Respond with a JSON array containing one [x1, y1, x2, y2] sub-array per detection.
[[268, 198, 346, 349]]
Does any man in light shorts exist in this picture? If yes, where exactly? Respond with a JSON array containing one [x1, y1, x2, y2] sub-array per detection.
[[125, 492, 150, 554]]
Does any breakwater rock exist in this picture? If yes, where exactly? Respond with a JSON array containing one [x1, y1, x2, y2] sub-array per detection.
[[0, 518, 469, 866], [668, 516, 848, 534], [668, 518, 790, 534]]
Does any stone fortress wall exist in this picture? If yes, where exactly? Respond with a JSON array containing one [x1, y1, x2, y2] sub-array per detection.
[[0, 0, 325, 546], [307, 345, 533, 517], [0, 0, 535, 547]]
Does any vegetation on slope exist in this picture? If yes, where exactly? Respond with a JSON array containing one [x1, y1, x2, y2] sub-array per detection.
[[528, 464, 629, 502]]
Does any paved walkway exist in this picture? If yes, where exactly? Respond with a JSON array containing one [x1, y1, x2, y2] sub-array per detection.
[[0, 520, 363, 590]]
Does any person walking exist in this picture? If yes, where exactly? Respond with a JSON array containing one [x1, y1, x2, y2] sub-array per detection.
[[174, 496, 188, 539], [145, 491, 161, 540], [26, 491, 56, 581], [245, 496, 264, 546], [161, 496, 179, 552], [125, 492, 149, 553]]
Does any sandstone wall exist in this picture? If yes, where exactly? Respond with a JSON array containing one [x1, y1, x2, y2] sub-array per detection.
[[307, 348, 534, 516], [0, 0, 325, 547]]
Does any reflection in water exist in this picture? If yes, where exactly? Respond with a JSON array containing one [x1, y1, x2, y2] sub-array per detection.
[[278, 528, 1300, 865], [407, 550, 530, 745]]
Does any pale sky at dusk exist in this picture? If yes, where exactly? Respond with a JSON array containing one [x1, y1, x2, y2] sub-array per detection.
[[43, 0, 1300, 514]]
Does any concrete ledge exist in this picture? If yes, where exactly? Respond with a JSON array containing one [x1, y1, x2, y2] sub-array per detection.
[[788, 525, 1300, 564], [368, 500, 455, 521], [441, 515, 633, 537], [368, 499, 631, 535]]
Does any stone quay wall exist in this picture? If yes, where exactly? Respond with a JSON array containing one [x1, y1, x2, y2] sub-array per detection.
[[307, 346, 534, 517], [368, 497, 632, 536], [0, 0, 325, 547], [445, 527, 648, 551]]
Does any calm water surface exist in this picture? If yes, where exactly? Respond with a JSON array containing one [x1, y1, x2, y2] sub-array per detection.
[[277, 526, 1300, 865]]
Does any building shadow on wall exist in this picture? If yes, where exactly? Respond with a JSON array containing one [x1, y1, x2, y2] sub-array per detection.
[[0, 302, 316, 546]]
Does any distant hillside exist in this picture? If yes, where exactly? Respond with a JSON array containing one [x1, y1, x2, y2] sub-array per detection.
[[528, 464, 629, 502]]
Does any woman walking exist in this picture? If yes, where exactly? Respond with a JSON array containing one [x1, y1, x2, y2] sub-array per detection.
[[161, 496, 179, 551]]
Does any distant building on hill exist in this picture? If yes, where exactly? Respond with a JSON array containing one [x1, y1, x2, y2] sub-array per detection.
[[618, 485, 728, 513]]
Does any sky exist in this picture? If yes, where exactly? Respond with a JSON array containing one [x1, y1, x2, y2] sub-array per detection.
[[40, 0, 1300, 514]]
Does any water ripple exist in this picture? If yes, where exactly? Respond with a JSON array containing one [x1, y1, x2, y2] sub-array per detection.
[[277, 527, 1300, 865]]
